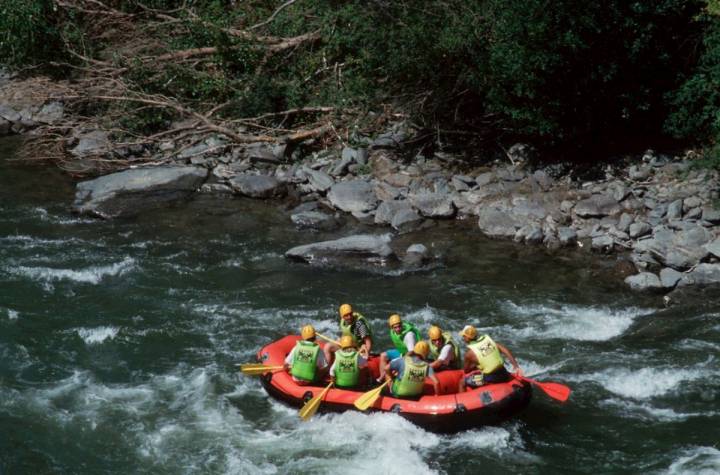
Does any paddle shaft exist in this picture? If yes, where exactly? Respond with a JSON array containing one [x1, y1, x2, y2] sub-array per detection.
[[299, 382, 333, 421], [316, 333, 340, 346]]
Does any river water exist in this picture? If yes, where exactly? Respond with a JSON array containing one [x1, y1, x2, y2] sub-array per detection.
[[0, 137, 718, 474]]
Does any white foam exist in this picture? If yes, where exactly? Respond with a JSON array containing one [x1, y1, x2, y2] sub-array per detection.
[[505, 302, 651, 341], [4, 307, 19, 320], [76, 326, 119, 345], [600, 398, 707, 422], [31, 206, 95, 225], [666, 446, 720, 475], [575, 366, 713, 399], [6, 256, 136, 285]]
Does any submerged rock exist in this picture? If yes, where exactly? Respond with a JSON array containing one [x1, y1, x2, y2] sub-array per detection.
[[73, 166, 207, 218], [286, 234, 394, 264]]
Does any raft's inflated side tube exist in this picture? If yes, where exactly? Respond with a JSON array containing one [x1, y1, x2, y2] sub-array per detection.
[[256, 335, 532, 433]]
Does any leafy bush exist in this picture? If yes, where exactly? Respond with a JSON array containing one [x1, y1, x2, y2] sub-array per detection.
[[0, 0, 61, 66]]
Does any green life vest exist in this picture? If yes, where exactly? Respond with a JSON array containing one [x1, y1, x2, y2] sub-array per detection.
[[392, 355, 428, 397], [428, 332, 461, 369], [468, 334, 504, 374], [290, 340, 320, 382], [389, 322, 420, 355], [339, 312, 373, 346], [334, 349, 360, 388]]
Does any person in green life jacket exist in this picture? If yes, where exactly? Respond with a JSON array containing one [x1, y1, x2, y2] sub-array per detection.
[[427, 325, 461, 371], [457, 325, 521, 393], [377, 313, 420, 381], [329, 335, 368, 389], [323, 303, 373, 365], [386, 341, 439, 398], [283, 324, 328, 385]]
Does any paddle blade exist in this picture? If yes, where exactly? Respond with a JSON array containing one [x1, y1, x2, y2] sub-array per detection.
[[239, 364, 284, 376], [520, 376, 571, 402], [535, 381, 571, 402], [353, 380, 389, 411], [299, 382, 333, 421]]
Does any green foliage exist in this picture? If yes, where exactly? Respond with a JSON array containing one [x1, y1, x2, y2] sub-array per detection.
[[0, 0, 62, 66], [4, 0, 720, 158]]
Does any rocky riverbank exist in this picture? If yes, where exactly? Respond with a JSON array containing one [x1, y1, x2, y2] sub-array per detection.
[[2, 74, 720, 294]]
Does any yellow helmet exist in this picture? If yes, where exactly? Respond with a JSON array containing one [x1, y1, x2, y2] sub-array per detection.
[[301, 324, 316, 340], [388, 314, 402, 327], [459, 325, 477, 340], [428, 325, 442, 340], [413, 341, 430, 358], [339, 303, 353, 317], [339, 335, 355, 349]]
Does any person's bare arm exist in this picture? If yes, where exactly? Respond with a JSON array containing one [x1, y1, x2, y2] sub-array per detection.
[[430, 374, 440, 395], [496, 342, 521, 375], [360, 336, 372, 356]]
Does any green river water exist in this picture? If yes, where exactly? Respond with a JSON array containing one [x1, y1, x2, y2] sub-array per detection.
[[1, 137, 719, 474]]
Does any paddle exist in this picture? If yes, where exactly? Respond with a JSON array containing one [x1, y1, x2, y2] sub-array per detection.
[[237, 363, 285, 376], [316, 333, 340, 346], [518, 375, 571, 402], [353, 380, 389, 411], [299, 382, 333, 421]]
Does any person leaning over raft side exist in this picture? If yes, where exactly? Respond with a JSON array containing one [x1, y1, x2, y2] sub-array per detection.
[[377, 313, 420, 380], [323, 303, 373, 365], [386, 341, 439, 398], [427, 325, 461, 371], [284, 324, 328, 385], [329, 335, 368, 389], [457, 325, 521, 393]]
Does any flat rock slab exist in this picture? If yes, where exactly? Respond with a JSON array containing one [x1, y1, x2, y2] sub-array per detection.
[[286, 234, 394, 264], [73, 166, 207, 218], [229, 173, 285, 198], [574, 194, 621, 218], [290, 211, 341, 231]]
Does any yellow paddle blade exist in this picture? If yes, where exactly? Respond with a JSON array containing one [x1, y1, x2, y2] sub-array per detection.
[[353, 380, 389, 411], [299, 382, 333, 421], [238, 364, 284, 375], [316, 333, 340, 346]]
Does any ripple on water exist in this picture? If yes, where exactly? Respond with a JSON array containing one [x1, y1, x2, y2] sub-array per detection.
[[4, 256, 137, 286], [666, 446, 720, 475]]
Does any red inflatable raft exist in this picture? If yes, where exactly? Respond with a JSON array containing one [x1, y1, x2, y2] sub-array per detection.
[[256, 335, 532, 433]]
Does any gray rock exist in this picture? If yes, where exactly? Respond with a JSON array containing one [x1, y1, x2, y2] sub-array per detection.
[[477, 206, 522, 238], [73, 166, 207, 218], [667, 199, 683, 220], [199, 183, 233, 194], [330, 155, 353, 176], [531, 170, 554, 190], [496, 166, 525, 182], [629, 221, 652, 238], [178, 136, 227, 160], [71, 130, 111, 158], [403, 243, 428, 267], [629, 165, 652, 181], [409, 192, 455, 218], [451, 176, 471, 192], [625, 272, 663, 291], [33, 101, 64, 124], [374, 200, 412, 225], [244, 142, 284, 163], [383, 173, 413, 188], [678, 263, 720, 287], [290, 211, 341, 231], [285, 234, 394, 263], [560, 200, 575, 214], [301, 167, 334, 193], [702, 207, 720, 223], [704, 238, 720, 258], [660, 268, 683, 289], [229, 174, 285, 198], [618, 213, 634, 232], [557, 227, 577, 246], [391, 209, 423, 232], [374, 182, 402, 202], [685, 207, 703, 220], [611, 183, 631, 202], [0, 118, 9, 135], [475, 172, 495, 186], [683, 196, 703, 212], [591, 235, 615, 253], [574, 194, 621, 218], [0, 105, 20, 123], [515, 225, 544, 244], [327, 180, 378, 213]]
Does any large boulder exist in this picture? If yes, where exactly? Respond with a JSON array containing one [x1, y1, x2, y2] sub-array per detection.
[[73, 166, 207, 218], [574, 194, 622, 218], [327, 180, 378, 214], [229, 173, 285, 198], [285, 234, 394, 264], [409, 192, 455, 218], [625, 272, 663, 291]]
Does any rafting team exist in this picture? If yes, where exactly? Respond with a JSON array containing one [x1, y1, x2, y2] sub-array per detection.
[[283, 303, 522, 399]]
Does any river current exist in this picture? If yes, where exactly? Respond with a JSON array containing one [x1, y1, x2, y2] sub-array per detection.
[[0, 137, 718, 474]]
